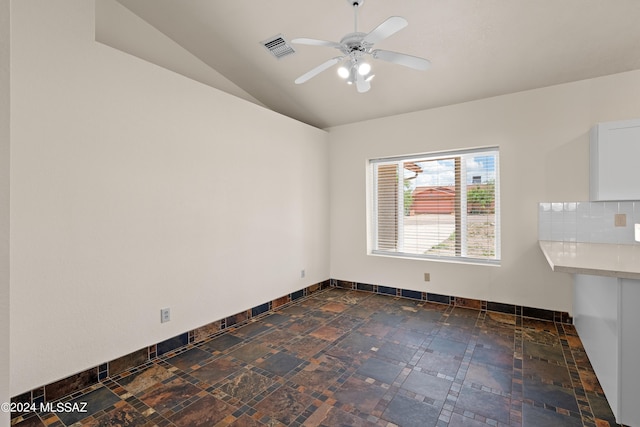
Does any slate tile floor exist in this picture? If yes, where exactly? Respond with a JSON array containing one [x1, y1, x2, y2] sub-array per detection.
[[14, 288, 622, 427]]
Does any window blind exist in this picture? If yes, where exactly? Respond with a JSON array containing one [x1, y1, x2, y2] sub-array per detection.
[[370, 148, 500, 264]]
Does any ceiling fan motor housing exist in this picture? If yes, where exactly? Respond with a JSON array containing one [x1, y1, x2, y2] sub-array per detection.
[[340, 33, 369, 55]]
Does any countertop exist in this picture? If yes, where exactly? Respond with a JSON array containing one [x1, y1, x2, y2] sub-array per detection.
[[538, 240, 640, 280]]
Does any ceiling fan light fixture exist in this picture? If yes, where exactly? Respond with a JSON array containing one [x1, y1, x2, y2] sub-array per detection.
[[337, 66, 350, 79], [365, 74, 375, 82], [357, 62, 371, 75], [346, 67, 356, 84]]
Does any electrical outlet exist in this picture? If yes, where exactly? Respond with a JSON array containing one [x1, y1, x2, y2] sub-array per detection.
[[424, 273, 430, 282], [300, 269, 305, 278], [614, 213, 627, 227], [161, 308, 170, 323]]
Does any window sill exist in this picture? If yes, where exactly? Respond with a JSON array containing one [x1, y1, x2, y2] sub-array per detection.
[[369, 251, 501, 267]]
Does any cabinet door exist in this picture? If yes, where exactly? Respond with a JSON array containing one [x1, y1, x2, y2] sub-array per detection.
[[590, 119, 640, 201]]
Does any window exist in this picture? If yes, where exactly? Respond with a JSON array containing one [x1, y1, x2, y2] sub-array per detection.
[[369, 147, 500, 264]]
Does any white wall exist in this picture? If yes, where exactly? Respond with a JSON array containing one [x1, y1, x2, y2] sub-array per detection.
[[94, 0, 265, 107], [10, 0, 329, 396], [1, 0, 11, 422], [328, 70, 640, 314]]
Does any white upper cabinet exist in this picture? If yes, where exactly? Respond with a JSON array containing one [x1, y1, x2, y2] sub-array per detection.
[[590, 119, 640, 201]]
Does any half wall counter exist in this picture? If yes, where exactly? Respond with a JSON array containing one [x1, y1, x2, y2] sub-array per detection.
[[539, 240, 640, 427]]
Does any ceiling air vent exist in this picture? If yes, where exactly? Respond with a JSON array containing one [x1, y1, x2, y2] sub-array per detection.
[[261, 34, 296, 59]]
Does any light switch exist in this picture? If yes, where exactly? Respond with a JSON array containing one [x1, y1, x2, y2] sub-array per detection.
[[635, 224, 640, 242]]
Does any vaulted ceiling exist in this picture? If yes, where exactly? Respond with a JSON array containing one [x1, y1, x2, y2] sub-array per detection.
[[113, 0, 640, 129]]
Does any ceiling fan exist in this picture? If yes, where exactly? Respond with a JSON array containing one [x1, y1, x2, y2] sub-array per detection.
[[292, 0, 431, 93]]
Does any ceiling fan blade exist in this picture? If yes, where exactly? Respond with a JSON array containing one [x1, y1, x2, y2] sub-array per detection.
[[363, 16, 408, 45], [295, 57, 343, 84], [356, 72, 371, 93], [372, 49, 431, 71], [292, 38, 342, 49]]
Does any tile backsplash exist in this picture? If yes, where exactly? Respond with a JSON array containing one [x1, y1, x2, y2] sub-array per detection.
[[539, 201, 640, 244]]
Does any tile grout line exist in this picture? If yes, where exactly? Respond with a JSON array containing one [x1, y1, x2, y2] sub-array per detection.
[[437, 305, 478, 426], [510, 313, 524, 427], [556, 322, 597, 427]]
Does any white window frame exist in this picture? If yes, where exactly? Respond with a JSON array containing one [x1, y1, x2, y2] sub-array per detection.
[[368, 147, 501, 265]]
